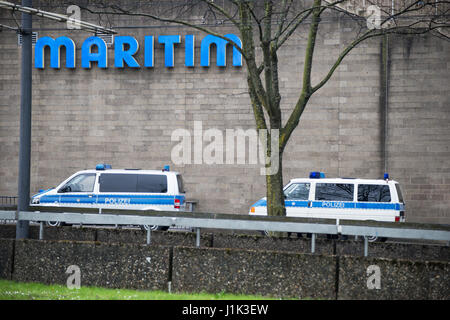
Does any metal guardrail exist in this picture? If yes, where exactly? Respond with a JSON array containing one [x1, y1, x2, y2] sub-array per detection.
[[0, 197, 17, 224], [1, 208, 449, 257], [0, 196, 17, 206]]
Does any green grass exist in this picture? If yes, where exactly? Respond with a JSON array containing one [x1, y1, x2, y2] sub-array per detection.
[[0, 280, 279, 300]]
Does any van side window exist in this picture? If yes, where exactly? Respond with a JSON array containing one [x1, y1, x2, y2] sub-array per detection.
[[284, 183, 310, 200], [137, 175, 167, 193], [315, 183, 354, 201], [100, 174, 137, 192], [99, 174, 168, 193], [358, 185, 391, 202], [58, 173, 96, 193]]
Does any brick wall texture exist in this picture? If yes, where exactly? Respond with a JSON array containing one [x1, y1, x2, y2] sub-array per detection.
[[0, 1, 449, 223]]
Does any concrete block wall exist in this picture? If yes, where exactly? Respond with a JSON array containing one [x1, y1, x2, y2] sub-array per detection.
[[0, 225, 448, 262], [0, 1, 449, 223], [12, 239, 171, 290], [171, 246, 338, 299], [1, 237, 449, 299], [0, 238, 14, 280], [338, 255, 450, 300]]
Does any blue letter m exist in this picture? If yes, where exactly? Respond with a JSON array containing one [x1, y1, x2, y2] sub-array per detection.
[[200, 34, 242, 67], [35, 36, 76, 69]]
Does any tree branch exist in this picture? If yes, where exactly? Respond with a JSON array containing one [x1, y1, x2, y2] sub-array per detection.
[[78, 3, 247, 61]]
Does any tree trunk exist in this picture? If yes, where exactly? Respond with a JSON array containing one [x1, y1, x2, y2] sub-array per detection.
[[265, 149, 285, 217], [265, 149, 286, 237]]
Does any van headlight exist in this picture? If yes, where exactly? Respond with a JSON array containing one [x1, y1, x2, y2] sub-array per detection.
[[31, 198, 40, 204]]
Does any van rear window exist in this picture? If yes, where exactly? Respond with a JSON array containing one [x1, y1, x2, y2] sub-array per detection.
[[99, 174, 167, 193], [137, 175, 167, 193], [176, 174, 185, 193], [395, 184, 404, 203], [358, 184, 391, 202], [315, 183, 354, 201]]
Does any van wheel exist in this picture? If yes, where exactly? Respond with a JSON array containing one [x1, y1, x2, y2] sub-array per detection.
[[141, 225, 169, 231]]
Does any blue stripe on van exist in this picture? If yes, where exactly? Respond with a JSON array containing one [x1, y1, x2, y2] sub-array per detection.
[[39, 194, 185, 206], [286, 200, 309, 208], [97, 195, 175, 205], [39, 195, 60, 203], [253, 199, 267, 206], [253, 199, 401, 210]]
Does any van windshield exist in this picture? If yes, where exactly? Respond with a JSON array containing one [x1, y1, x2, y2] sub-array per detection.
[[58, 173, 96, 193], [284, 183, 310, 200]]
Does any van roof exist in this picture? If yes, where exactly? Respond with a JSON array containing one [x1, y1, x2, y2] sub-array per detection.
[[290, 177, 398, 184], [79, 169, 181, 175]]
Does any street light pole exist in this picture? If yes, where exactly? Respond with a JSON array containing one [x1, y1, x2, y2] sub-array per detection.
[[16, 0, 32, 239]]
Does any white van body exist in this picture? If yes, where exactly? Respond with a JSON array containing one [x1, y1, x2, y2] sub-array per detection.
[[31, 165, 186, 213], [249, 176, 405, 223]]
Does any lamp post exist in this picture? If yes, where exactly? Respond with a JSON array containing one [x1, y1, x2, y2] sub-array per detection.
[[16, 0, 32, 239]]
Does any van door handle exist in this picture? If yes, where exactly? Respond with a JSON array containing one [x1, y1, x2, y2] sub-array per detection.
[[308, 201, 312, 208]]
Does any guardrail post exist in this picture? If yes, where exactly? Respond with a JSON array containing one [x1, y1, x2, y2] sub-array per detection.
[[311, 233, 316, 253], [39, 221, 44, 240], [364, 236, 369, 257], [196, 228, 201, 247], [146, 228, 151, 245]]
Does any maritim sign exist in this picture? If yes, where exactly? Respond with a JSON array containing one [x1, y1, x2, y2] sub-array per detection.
[[34, 34, 243, 69]]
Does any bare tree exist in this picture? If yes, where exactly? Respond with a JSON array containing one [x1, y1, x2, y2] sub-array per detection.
[[80, 0, 449, 218]]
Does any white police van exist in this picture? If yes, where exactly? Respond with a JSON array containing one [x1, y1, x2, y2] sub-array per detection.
[[249, 172, 405, 241], [30, 164, 186, 230]]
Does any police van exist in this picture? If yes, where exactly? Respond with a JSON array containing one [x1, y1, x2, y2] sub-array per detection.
[[249, 172, 405, 240], [30, 164, 186, 230]]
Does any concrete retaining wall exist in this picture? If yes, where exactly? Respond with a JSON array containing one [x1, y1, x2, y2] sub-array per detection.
[[338, 255, 450, 300], [1, 237, 449, 299], [12, 239, 171, 290], [96, 227, 213, 247], [0, 239, 14, 280], [172, 246, 338, 299], [0, 225, 448, 262], [211, 232, 335, 255], [335, 239, 450, 262]]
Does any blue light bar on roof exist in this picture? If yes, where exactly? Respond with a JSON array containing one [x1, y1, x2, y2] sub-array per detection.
[[163, 165, 170, 171], [384, 173, 389, 180], [310, 171, 325, 179], [96, 164, 112, 170]]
